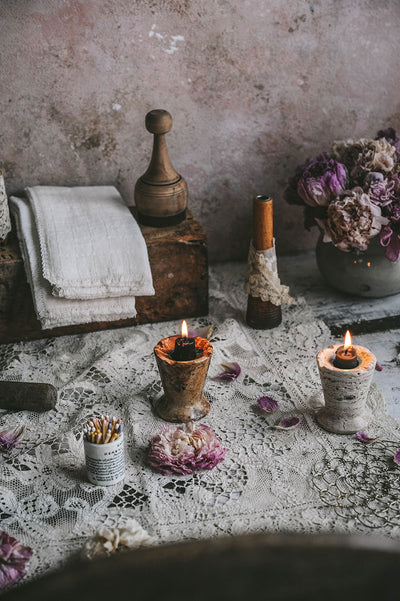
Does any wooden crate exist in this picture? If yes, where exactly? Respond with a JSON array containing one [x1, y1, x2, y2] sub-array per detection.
[[0, 211, 208, 343]]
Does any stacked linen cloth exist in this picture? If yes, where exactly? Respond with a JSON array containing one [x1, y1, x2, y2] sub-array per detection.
[[10, 186, 154, 329]]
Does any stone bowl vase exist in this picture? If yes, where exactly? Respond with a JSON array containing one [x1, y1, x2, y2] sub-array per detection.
[[316, 234, 400, 298]]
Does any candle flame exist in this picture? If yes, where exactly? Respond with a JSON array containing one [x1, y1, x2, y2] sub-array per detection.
[[344, 330, 352, 349], [181, 320, 188, 337]]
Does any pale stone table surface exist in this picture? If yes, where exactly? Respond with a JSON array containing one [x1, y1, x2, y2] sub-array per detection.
[[278, 252, 400, 421]]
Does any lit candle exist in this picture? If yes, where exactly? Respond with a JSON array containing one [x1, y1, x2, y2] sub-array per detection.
[[173, 320, 196, 361], [316, 336, 376, 434], [333, 330, 359, 369]]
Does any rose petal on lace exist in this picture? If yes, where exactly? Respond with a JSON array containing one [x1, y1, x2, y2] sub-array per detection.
[[355, 431, 377, 444], [148, 423, 227, 475], [217, 362, 241, 381], [0, 531, 33, 588], [0, 426, 25, 453], [188, 324, 214, 340], [273, 416, 302, 430], [257, 396, 279, 412], [375, 362, 383, 372], [394, 449, 400, 465]]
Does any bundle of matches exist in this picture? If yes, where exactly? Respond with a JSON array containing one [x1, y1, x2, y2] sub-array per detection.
[[83, 416, 123, 444]]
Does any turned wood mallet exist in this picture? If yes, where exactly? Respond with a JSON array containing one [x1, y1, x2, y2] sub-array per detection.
[[246, 195, 282, 329], [0, 381, 57, 412]]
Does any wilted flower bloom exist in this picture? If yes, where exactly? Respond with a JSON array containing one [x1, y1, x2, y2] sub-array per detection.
[[217, 362, 241, 381], [286, 153, 348, 208], [0, 426, 24, 453], [0, 531, 33, 589], [322, 188, 388, 251], [365, 172, 400, 206], [332, 138, 395, 183], [148, 422, 227, 475], [377, 127, 400, 161], [84, 519, 153, 559]]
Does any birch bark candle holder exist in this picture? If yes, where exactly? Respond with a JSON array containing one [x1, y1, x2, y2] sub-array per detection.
[[154, 335, 213, 423], [316, 344, 376, 434]]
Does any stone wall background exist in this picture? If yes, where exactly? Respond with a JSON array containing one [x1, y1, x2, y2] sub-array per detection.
[[1, 0, 400, 261]]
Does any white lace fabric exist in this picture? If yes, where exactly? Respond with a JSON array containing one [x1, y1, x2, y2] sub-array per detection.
[[0, 263, 398, 585], [244, 240, 293, 305]]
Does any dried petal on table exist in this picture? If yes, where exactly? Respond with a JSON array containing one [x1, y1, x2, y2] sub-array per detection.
[[273, 416, 302, 431], [188, 324, 214, 340], [257, 396, 279, 413], [355, 431, 377, 444], [375, 362, 383, 371], [0, 426, 25, 453], [0, 531, 33, 589], [148, 422, 227, 475], [216, 362, 241, 381]]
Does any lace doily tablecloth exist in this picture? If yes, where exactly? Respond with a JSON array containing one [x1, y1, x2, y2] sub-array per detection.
[[1, 263, 400, 584]]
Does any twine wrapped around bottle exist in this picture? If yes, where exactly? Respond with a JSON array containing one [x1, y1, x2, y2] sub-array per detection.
[[0, 170, 11, 240]]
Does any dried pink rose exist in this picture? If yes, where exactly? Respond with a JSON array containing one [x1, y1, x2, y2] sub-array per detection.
[[0, 531, 33, 589], [320, 187, 388, 251], [394, 449, 400, 465], [216, 362, 241, 381], [0, 426, 24, 453], [355, 431, 377, 444], [273, 416, 302, 431], [148, 422, 227, 475], [257, 396, 279, 412]]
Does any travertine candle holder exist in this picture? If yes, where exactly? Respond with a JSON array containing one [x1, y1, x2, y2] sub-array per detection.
[[154, 335, 213, 423], [316, 345, 376, 434]]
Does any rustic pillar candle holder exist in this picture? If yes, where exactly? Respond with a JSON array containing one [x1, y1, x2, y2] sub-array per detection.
[[154, 335, 213, 423], [316, 344, 376, 434]]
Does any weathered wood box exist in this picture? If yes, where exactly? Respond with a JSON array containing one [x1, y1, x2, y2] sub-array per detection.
[[0, 211, 208, 344]]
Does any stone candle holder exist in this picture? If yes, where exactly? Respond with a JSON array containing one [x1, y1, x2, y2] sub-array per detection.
[[154, 335, 213, 423], [316, 344, 376, 434]]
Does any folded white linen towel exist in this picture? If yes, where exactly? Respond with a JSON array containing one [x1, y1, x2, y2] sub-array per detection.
[[10, 196, 141, 329], [25, 185, 154, 300]]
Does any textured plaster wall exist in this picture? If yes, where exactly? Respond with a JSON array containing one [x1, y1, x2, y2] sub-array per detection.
[[1, 0, 400, 261]]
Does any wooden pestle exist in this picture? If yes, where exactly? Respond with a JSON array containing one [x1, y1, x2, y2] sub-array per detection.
[[246, 195, 282, 329], [135, 109, 188, 227], [0, 381, 57, 412]]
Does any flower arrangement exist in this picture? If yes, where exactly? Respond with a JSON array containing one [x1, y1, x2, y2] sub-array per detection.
[[285, 128, 400, 261]]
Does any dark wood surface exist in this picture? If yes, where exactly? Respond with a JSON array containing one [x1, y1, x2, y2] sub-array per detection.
[[0, 211, 208, 344], [4, 533, 400, 601]]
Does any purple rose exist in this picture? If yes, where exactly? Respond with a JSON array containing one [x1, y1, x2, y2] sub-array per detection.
[[297, 153, 348, 207], [365, 172, 400, 207], [285, 153, 348, 208]]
